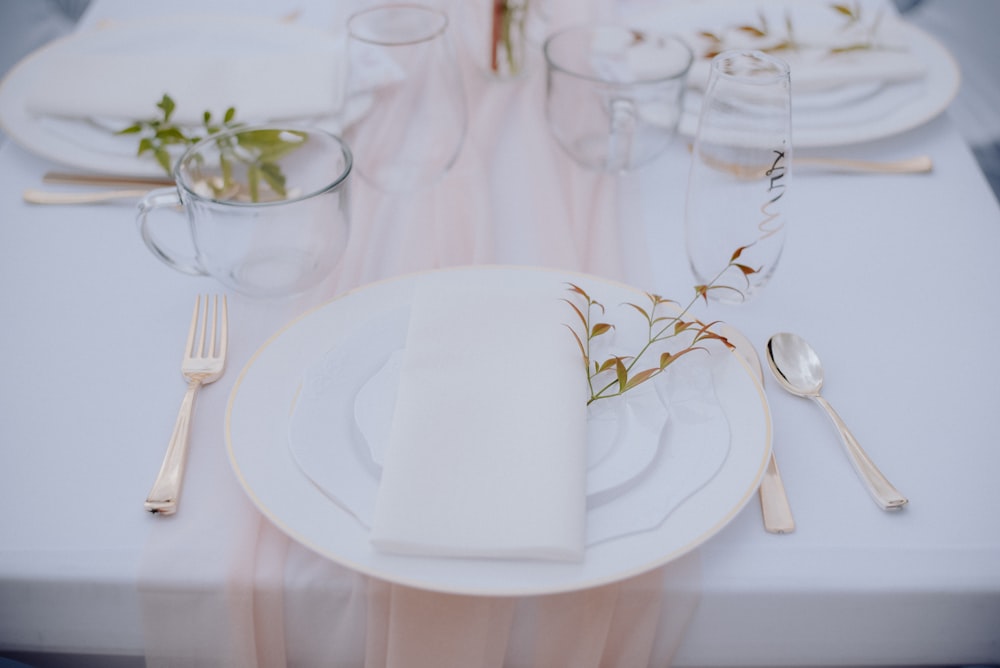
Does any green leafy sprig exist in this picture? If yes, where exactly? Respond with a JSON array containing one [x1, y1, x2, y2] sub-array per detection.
[[565, 246, 759, 405], [116, 94, 240, 174], [115, 94, 304, 202]]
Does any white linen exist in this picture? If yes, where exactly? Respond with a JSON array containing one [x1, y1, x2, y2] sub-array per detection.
[[369, 275, 589, 561], [23, 19, 344, 124], [5, 0, 1000, 666]]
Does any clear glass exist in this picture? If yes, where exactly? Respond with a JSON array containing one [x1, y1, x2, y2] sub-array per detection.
[[136, 125, 352, 299], [684, 50, 792, 303], [343, 4, 467, 193], [543, 25, 692, 172]]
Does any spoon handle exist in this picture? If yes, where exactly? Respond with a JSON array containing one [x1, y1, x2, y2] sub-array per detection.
[[812, 395, 908, 510]]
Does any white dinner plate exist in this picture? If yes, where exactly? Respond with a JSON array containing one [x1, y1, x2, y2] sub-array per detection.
[[649, 1, 961, 147], [226, 266, 772, 596], [0, 16, 354, 176]]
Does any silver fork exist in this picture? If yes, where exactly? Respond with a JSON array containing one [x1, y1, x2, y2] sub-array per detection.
[[145, 295, 228, 515]]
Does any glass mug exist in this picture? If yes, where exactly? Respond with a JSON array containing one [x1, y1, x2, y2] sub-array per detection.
[[137, 125, 352, 299], [684, 50, 792, 302], [543, 24, 692, 172]]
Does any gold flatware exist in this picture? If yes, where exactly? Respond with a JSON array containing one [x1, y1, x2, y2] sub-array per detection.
[[796, 154, 933, 174], [690, 146, 933, 177], [766, 332, 907, 511], [43, 171, 174, 188], [723, 326, 795, 534], [145, 295, 228, 515], [23, 188, 153, 205]]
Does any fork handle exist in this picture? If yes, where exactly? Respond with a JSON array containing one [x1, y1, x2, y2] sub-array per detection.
[[144, 379, 203, 515]]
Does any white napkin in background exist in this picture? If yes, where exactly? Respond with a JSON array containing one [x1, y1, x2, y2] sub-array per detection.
[[23, 19, 344, 124], [369, 275, 589, 562]]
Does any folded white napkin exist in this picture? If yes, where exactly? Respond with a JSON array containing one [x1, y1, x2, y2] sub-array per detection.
[[24, 19, 344, 124], [369, 275, 588, 561]]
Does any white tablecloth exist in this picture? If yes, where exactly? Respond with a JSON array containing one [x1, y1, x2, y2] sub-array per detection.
[[1, 0, 999, 666]]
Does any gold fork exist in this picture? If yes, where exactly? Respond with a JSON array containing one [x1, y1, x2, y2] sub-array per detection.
[[145, 295, 228, 515]]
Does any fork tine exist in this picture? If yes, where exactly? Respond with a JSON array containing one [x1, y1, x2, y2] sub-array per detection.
[[185, 295, 201, 359], [207, 295, 218, 358], [218, 295, 228, 360], [197, 295, 210, 358]]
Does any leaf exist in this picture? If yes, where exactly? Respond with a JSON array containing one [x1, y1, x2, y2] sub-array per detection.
[[259, 161, 287, 197], [156, 94, 175, 122], [116, 123, 142, 136], [224, 107, 236, 124], [734, 262, 758, 276], [564, 324, 587, 361], [590, 322, 613, 337], [831, 3, 857, 18], [737, 25, 766, 38], [561, 298, 588, 330], [137, 137, 153, 156], [730, 244, 753, 261], [615, 358, 628, 392], [598, 357, 620, 374], [565, 282, 590, 301], [624, 302, 650, 320], [154, 148, 172, 173], [625, 368, 659, 390]]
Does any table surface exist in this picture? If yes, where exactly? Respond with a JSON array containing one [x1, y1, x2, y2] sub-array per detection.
[[1, 0, 999, 666]]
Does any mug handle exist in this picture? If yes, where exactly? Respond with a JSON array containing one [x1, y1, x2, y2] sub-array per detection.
[[136, 187, 206, 276]]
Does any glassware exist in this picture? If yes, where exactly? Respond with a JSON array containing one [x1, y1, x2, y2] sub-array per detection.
[[543, 24, 692, 172], [343, 4, 467, 193], [136, 125, 352, 299], [684, 50, 792, 303]]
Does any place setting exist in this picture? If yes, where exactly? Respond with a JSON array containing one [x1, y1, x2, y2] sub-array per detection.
[[225, 264, 773, 595], [630, 0, 960, 148]]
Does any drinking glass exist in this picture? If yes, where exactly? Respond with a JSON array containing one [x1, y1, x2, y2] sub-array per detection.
[[543, 25, 692, 172], [136, 125, 352, 299], [343, 4, 466, 192], [684, 50, 792, 303]]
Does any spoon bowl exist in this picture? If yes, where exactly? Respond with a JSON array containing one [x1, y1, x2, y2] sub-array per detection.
[[766, 332, 907, 511], [766, 332, 825, 397]]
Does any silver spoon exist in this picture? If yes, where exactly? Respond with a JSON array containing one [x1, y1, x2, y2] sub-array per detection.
[[765, 332, 908, 511]]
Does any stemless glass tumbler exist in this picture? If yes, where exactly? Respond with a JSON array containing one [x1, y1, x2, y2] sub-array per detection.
[[543, 25, 692, 172], [684, 50, 792, 303], [343, 4, 467, 193]]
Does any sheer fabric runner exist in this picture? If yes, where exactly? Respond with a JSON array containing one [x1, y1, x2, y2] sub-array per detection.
[[139, 3, 699, 664]]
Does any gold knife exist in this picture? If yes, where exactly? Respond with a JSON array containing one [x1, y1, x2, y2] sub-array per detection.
[[43, 171, 174, 188], [722, 326, 796, 534]]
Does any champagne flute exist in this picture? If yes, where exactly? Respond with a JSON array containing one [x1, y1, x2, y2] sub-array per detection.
[[684, 50, 792, 302], [343, 4, 467, 193]]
